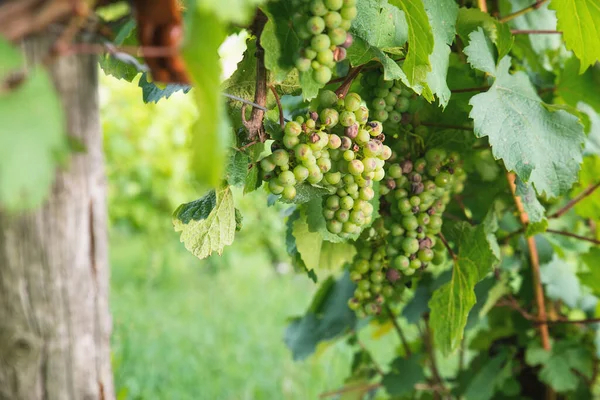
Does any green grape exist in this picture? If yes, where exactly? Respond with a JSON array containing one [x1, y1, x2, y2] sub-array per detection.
[[402, 237, 419, 254], [311, 34, 331, 51], [354, 106, 369, 124], [279, 170, 296, 186], [283, 134, 300, 149], [268, 180, 284, 195], [325, 171, 342, 185], [295, 57, 311, 72], [318, 90, 338, 108], [340, 5, 357, 20], [328, 28, 347, 46], [344, 92, 362, 111], [271, 149, 289, 166], [324, 11, 342, 28], [335, 209, 350, 222], [260, 157, 276, 173], [282, 185, 297, 200], [418, 248, 434, 262], [307, 16, 325, 34], [285, 121, 302, 136], [310, 0, 328, 16], [313, 66, 332, 84], [295, 144, 312, 161], [340, 110, 357, 127], [320, 108, 339, 127]]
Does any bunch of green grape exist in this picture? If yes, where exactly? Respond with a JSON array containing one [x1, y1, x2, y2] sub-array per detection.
[[259, 90, 390, 237], [292, 0, 357, 84], [347, 148, 466, 314], [360, 69, 424, 135]]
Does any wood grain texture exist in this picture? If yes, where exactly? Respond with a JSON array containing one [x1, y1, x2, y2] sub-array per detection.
[[0, 34, 114, 400]]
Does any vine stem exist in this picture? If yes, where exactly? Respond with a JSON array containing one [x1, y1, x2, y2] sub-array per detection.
[[319, 382, 382, 398], [423, 319, 448, 398], [549, 182, 600, 219], [477, 0, 488, 13], [385, 304, 412, 357], [507, 172, 551, 351], [511, 29, 562, 35], [535, 318, 600, 326], [269, 85, 285, 129], [335, 65, 363, 98], [500, 0, 549, 23], [437, 233, 457, 261], [545, 229, 600, 245]]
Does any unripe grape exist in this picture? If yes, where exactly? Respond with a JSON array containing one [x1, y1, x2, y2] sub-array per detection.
[[410, 259, 422, 270], [340, 5, 357, 19], [328, 28, 347, 46], [402, 215, 418, 231], [279, 170, 296, 186], [435, 172, 451, 187], [260, 157, 276, 173], [325, 171, 342, 185], [313, 66, 332, 84], [372, 98, 386, 110], [388, 164, 403, 179], [283, 134, 300, 148], [370, 271, 384, 283], [335, 209, 350, 222], [318, 90, 338, 108], [325, 0, 343, 10], [285, 121, 302, 137], [307, 165, 323, 184], [317, 157, 332, 172], [373, 168, 385, 181], [268, 180, 284, 195], [356, 129, 370, 144], [282, 185, 297, 200], [271, 149, 289, 166], [418, 248, 434, 262], [359, 187, 374, 200], [388, 110, 402, 124], [304, 48, 317, 60], [311, 34, 331, 51], [295, 57, 311, 72], [307, 16, 325, 34], [295, 144, 312, 161], [348, 159, 364, 175], [324, 11, 342, 28], [327, 134, 341, 149], [402, 237, 420, 254], [428, 214, 443, 231], [396, 96, 410, 112], [354, 106, 369, 124], [340, 196, 354, 210], [311, 0, 328, 16], [317, 50, 334, 65], [344, 92, 361, 112], [326, 195, 341, 210], [373, 109, 388, 122], [320, 108, 339, 127], [350, 210, 365, 224], [340, 111, 357, 127], [340, 19, 351, 30]]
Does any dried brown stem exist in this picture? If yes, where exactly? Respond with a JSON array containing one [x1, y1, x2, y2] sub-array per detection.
[[385, 305, 412, 357], [535, 318, 600, 326], [549, 182, 600, 219], [508, 172, 551, 351], [241, 9, 268, 142], [500, 0, 549, 23], [496, 295, 536, 321], [335, 65, 363, 98]]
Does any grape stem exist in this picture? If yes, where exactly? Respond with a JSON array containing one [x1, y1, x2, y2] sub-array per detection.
[[437, 233, 457, 261], [511, 29, 562, 35], [500, 0, 549, 23], [507, 172, 551, 351], [549, 182, 600, 219], [269, 85, 285, 129], [477, 0, 488, 13], [545, 229, 600, 245], [384, 304, 412, 357], [335, 65, 363, 98], [423, 318, 448, 398]]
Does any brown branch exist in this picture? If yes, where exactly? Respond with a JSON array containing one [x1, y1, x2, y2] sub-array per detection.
[[495, 296, 536, 321], [478, 0, 489, 13], [511, 29, 562, 35], [385, 305, 412, 357], [453, 195, 474, 225], [0, 0, 75, 42], [450, 86, 490, 94], [507, 172, 551, 351], [421, 122, 473, 131], [242, 9, 268, 142], [545, 229, 600, 245], [549, 182, 600, 219], [500, 0, 549, 23], [437, 233, 457, 261], [335, 65, 363, 98], [534, 318, 600, 326], [269, 85, 285, 129], [319, 382, 382, 399]]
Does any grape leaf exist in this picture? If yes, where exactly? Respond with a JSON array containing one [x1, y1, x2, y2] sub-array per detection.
[[261, 1, 301, 83], [389, 0, 434, 99], [0, 38, 66, 211], [183, 8, 231, 188], [429, 221, 499, 354], [138, 73, 191, 103], [222, 38, 257, 109], [526, 340, 593, 393], [173, 186, 237, 259], [279, 184, 332, 205], [463, 27, 496, 75], [540, 254, 584, 309], [464, 352, 509, 400], [98, 18, 139, 81], [455, 8, 514, 60], [515, 177, 548, 236], [580, 248, 600, 297], [549, 0, 600, 73], [382, 355, 426, 396], [571, 156, 600, 220], [226, 150, 250, 187], [557, 57, 600, 115], [284, 271, 357, 360], [469, 56, 585, 199], [423, 0, 458, 108], [347, 0, 408, 81]]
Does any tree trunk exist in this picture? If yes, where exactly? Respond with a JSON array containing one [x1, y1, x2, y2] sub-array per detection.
[[0, 34, 114, 400]]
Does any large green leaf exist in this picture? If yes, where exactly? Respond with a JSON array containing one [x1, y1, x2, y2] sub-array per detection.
[[138, 73, 191, 104], [455, 7, 514, 60], [389, 0, 434, 99], [571, 156, 600, 219], [504, 0, 560, 55], [469, 56, 585, 198], [173, 186, 237, 259], [429, 221, 499, 354], [423, 0, 458, 108], [284, 271, 357, 360], [382, 355, 426, 396], [540, 254, 585, 309], [550, 0, 600, 73], [557, 57, 600, 115], [261, 1, 302, 83], [526, 340, 593, 393], [347, 0, 408, 81], [183, 8, 230, 188], [580, 247, 600, 297], [0, 38, 66, 211], [463, 27, 496, 75], [464, 352, 509, 400]]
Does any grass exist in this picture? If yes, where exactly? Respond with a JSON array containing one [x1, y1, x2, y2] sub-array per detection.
[[110, 230, 357, 400]]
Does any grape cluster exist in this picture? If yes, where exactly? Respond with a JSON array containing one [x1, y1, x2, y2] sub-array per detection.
[[259, 90, 390, 237], [347, 148, 466, 315], [292, 0, 357, 84], [360, 69, 425, 136]]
